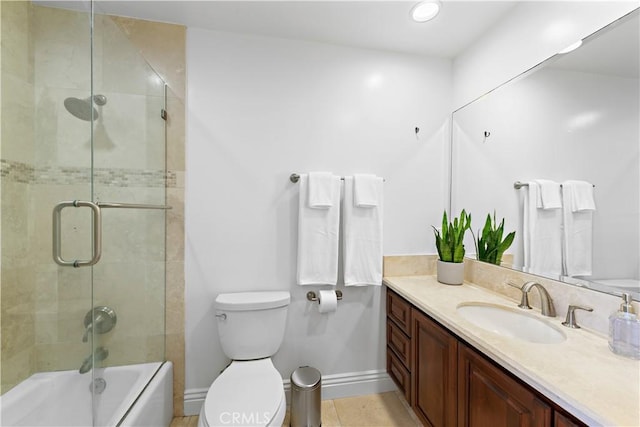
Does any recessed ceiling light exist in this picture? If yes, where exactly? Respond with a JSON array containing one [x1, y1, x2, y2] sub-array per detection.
[[411, 1, 441, 23], [558, 40, 583, 54]]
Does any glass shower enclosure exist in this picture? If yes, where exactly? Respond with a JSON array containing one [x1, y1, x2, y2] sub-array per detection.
[[1, 0, 169, 425]]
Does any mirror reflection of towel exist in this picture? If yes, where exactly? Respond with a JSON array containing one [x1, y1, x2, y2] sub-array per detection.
[[562, 181, 595, 276], [534, 179, 561, 209], [565, 180, 596, 212], [523, 182, 563, 276]]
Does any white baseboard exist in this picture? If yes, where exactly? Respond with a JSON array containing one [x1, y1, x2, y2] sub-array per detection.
[[184, 388, 209, 416], [183, 369, 396, 417]]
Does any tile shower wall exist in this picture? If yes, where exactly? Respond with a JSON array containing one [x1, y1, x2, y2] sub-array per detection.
[[1, 5, 186, 414], [1, 0, 37, 393], [28, 4, 165, 372]]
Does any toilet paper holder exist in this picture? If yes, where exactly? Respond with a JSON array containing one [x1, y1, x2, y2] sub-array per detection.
[[306, 290, 343, 302]]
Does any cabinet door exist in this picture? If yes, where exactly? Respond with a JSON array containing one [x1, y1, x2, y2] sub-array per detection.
[[412, 308, 458, 427], [554, 411, 585, 427], [458, 343, 552, 427]]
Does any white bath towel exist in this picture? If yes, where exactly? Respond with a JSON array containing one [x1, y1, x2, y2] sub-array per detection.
[[534, 179, 562, 209], [523, 181, 563, 277], [562, 181, 594, 276], [296, 174, 341, 286], [308, 171, 334, 208], [565, 180, 596, 212], [343, 176, 383, 286], [353, 174, 380, 208]]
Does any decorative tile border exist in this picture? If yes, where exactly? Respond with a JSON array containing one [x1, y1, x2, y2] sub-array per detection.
[[1, 159, 177, 187]]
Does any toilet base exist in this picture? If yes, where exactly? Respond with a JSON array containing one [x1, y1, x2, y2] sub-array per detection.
[[198, 359, 287, 427]]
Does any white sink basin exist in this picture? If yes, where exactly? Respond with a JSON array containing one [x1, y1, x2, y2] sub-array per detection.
[[457, 302, 566, 344]]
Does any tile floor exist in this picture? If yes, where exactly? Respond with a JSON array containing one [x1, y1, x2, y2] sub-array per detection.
[[170, 391, 420, 426]]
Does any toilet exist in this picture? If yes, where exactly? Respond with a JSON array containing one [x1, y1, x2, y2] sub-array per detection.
[[198, 291, 291, 427]]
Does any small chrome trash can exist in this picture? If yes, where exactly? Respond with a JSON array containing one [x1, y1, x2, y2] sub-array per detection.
[[290, 366, 321, 427]]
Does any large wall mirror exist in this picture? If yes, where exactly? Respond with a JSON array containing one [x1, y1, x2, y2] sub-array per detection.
[[451, 9, 639, 299]]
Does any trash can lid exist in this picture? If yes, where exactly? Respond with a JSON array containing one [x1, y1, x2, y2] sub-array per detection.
[[291, 366, 321, 389]]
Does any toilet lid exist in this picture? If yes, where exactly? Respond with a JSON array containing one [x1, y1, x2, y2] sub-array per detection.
[[203, 359, 284, 427]]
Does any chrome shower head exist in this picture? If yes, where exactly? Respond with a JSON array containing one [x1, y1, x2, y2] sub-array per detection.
[[63, 94, 107, 121]]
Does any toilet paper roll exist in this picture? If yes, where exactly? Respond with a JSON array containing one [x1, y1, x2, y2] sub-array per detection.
[[318, 290, 338, 313]]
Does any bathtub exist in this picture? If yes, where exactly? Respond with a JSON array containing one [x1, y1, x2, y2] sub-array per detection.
[[593, 278, 640, 291], [1, 361, 173, 427]]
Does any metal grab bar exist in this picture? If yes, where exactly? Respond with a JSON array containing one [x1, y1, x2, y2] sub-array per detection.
[[53, 200, 172, 268], [53, 200, 102, 268], [97, 202, 172, 210]]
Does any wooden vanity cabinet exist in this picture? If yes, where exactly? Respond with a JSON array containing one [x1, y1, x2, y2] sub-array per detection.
[[385, 288, 586, 427], [457, 343, 551, 427], [412, 308, 458, 427], [553, 411, 583, 427]]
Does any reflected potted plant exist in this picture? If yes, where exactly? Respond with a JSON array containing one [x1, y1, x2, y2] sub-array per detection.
[[472, 211, 515, 266], [432, 209, 471, 285]]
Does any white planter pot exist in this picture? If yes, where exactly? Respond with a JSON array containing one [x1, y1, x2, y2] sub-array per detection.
[[436, 260, 464, 285]]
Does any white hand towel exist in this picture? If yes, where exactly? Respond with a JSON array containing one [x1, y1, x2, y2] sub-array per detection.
[[562, 181, 594, 276], [523, 182, 563, 276], [297, 174, 341, 286], [354, 174, 380, 208], [534, 179, 562, 209], [565, 180, 596, 212], [343, 176, 383, 286], [308, 171, 334, 208]]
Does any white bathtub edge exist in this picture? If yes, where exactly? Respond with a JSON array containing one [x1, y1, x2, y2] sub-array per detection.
[[120, 361, 174, 427]]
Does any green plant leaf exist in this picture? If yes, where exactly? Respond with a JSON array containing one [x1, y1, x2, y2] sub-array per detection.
[[476, 211, 515, 265], [433, 210, 471, 263]]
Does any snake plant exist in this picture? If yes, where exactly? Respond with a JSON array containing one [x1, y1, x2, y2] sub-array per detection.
[[432, 210, 471, 263], [473, 212, 515, 265]]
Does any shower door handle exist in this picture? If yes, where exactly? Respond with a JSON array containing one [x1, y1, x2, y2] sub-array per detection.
[[52, 200, 102, 267]]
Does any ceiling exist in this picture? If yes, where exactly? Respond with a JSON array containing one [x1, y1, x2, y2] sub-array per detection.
[[43, 1, 519, 58]]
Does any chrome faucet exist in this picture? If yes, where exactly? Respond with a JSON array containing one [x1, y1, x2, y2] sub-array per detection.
[[79, 347, 109, 374], [562, 305, 593, 328], [82, 306, 117, 343], [516, 281, 556, 317]]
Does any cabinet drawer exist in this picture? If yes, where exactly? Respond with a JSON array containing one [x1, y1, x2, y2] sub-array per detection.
[[387, 348, 411, 402], [387, 289, 411, 335], [387, 319, 411, 368]]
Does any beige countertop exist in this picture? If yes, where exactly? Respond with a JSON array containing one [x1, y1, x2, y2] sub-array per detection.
[[383, 275, 640, 427]]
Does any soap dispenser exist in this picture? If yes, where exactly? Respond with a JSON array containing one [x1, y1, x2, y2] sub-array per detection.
[[608, 293, 640, 359]]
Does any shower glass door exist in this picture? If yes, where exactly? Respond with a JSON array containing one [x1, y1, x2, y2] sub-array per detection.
[[1, 1, 167, 426], [90, 4, 168, 425]]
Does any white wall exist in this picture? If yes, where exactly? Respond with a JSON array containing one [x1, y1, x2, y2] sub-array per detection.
[[185, 28, 451, 410], [453, 1, 638, 109]]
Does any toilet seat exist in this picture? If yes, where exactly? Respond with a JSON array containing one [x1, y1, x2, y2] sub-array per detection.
[[199, 359, 286, 427]]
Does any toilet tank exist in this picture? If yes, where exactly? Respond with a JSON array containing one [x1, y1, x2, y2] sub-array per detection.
[[215, 291, 290, 360]]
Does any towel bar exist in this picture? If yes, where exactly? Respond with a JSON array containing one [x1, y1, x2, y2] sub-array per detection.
[[290, 173, 385, 183], [306, 290, 343, 302], [514, 181, 595, 189]]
